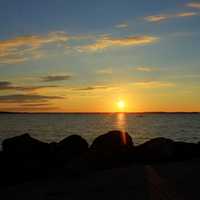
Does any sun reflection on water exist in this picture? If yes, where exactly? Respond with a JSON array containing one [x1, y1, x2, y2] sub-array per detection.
[[116, 112, 126, 131], [116, 113, 128, 144]]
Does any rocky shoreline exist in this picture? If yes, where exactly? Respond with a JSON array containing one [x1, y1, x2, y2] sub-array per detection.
[[1, 130, 200, 187]]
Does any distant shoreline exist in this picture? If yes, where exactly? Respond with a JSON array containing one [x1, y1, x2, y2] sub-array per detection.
[[0, 111, 199, 114]]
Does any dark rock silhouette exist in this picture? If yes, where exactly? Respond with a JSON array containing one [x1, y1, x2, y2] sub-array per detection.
[[1, 134, 50, 186], [89, 130, 134, 168], [173, 141, 200, 160], [55, 135, 89, 163], [91, 130, 133, 152], [135, 137, 174, 162], [135, 138, 200, 162], [1, 131, 200, 186], [2, 133, 49, 157]]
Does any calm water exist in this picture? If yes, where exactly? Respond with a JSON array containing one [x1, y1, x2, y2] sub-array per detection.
[[0, 113, 200, 149]]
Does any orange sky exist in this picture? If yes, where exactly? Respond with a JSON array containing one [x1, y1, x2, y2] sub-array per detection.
[[0, 1, 200, 112]]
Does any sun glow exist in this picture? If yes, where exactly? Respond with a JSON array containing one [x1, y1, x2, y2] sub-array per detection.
[[117, 100, 125, 111]]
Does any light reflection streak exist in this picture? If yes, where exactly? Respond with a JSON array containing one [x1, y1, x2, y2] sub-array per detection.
[[116, 112, 127, 144]]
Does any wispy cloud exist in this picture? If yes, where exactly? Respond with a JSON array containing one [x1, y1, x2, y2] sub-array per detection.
[[20, 103, 51, 107], [144, 15, 170, 22], [0, 32, 69, 64], [0, 81, 57, 91], [0, 104, 59, 112], [0, 32, 159, 61], [78, 35, 158, 52], [144, 12, 198, 22], [0, 81, 14, 90], [176, 12, 197, 17], [133, 81, 175, 88], [0, 57, 29, 64], [135, 66, 159, 72], [40, 74, 72, 82], [73, 86, 109, 91], [187, 2, 200, 9], [96, 68, 113, 75], [115, 23, 128, 29], [72, 84, 118, 91], [0, 94, 63, 103]]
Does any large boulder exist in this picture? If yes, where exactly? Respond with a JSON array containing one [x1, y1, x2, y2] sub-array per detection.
[[91, 130, 134, 153], [135, 137, 174, 162], [135, 138, 200, 162], [89, 131, 134, 168], [55, 135, 89, 163], [2, 133, 49, 157], [173, 141, 200, 160], [1, 134, 50, 186]]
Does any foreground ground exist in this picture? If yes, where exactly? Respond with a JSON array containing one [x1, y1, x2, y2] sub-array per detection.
[[1, 159, 200, 200]]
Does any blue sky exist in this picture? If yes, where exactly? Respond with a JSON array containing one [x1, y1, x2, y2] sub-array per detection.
[[0, 0, 200, 112]]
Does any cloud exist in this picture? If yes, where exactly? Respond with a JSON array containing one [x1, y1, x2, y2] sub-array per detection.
[[133, 81, 175, 88], [0, 81, 57, 91], [187, 2, 200, 9], [0, 94, 63, 103], [41, 74, 72, 82], [73, 86, 109, 91], [0, 32, 69, 64], [144, 12, 198, 22], [19, 85, 57, 91], [135, 66, 159, 72], [78, 35, 158, 52], [144, 15, 170, 22], [20, 103, 51, 107], [72, 85, 118, 91], [96, 68, 113, 75], [0, 32, 158, 60], [0, 81, 13, 89], [176, 12, 197, 17], [0, 104, 59, 112], [115, 23, 128, 28], [0, 57, 29, 64]]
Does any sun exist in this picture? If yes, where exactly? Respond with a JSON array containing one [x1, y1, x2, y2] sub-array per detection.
[[117, 100, 125, 110]]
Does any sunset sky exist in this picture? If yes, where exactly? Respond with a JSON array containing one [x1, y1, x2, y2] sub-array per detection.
[[0, 0, 200, 112]]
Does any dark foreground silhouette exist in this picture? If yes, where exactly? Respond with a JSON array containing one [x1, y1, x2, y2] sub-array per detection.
[[1, 130, 200, 199]]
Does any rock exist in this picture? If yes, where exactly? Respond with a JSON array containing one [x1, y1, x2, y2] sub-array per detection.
[[91, 130, 134, 152], [173, 142, 200, 160], [89, 131, 134, 169], [135, 138, 200, 162], [55, 135, 89, 163], [1, 134, 50, 186], [135, 137, 174, 162], [2, 133, 49, 157]]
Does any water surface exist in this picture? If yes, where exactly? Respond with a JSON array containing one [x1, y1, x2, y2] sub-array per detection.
[[0, 113, 200, 149]]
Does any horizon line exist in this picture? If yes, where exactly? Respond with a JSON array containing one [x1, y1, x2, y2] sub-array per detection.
[[0, 111, 199, 114]]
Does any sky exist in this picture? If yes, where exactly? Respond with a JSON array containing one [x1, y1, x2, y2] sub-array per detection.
[[0, 0, 200, 112]]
